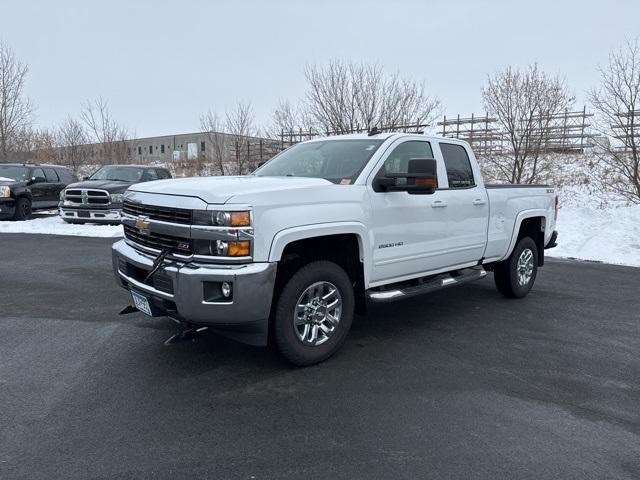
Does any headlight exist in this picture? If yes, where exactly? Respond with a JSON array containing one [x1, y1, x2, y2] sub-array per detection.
[[59, 189, 66, 200], [192, 239, 251, 257], [0, 186, 10, 198], [110, 193, 125, 203], [192, 210, 251, 227]]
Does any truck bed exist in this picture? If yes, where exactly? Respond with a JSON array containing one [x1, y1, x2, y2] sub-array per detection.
[[485, 184, 551, 189]]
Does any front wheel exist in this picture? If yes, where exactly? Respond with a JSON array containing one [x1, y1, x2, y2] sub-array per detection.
[[13, 197, 32, 221], [274, 261, 354, 366], [494, 236, 538, 298]]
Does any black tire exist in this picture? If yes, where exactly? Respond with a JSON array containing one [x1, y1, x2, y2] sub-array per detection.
[[494, 236, 538, 298], [13, 197, 32, 221], [274, 261, 354, 366]]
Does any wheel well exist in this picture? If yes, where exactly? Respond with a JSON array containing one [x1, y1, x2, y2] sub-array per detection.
[[15, 192, 32, 202], [517, 217, 545, 266], [274, 234, 366, 314]]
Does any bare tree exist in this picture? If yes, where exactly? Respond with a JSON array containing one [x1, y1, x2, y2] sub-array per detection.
[[269, 99, 316, 144], [80, 98, 130, 164], [226, 101, 256, 174], [31, 128, 59, 164], [200, 109, 228, 175], [0, 41, 34, 161], [58, 116, 88, 172], [303, 60, 441, 134], [482, 64, 575, 184], [589, 39, 640, 203]]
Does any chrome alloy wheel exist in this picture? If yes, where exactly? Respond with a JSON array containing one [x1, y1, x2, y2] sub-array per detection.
[[517, 248, 535, 287], [294, 281, 342, 346]]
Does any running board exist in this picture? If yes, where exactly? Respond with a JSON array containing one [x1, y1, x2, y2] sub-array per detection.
[[367, 267, 487, 302]]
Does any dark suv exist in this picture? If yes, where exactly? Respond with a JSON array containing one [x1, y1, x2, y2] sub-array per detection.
[[0, 164, 78, 220], [59, 165, 172, 224]]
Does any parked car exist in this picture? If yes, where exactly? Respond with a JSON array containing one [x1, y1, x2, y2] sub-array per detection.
[[59, 165, 172, 224], [0, 163, 78, 221], [112, 133, 559, 366]]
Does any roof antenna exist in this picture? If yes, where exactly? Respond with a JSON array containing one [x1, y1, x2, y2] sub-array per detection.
[[368, 126, 380, 136]]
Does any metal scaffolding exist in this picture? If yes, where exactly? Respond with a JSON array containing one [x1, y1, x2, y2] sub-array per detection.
[[437, 108, 595, 156]]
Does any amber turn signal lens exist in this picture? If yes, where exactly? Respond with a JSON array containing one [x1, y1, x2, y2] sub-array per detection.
[[230, 211, 251, 226], [415, 177, 436, 187], [228, 241, 251, 256]]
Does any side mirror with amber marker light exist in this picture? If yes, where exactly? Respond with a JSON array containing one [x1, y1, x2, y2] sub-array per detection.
[[373, 158, 437, 195]]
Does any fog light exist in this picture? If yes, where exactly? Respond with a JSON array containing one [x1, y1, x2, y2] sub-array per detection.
[[221, 282, 232, 298]]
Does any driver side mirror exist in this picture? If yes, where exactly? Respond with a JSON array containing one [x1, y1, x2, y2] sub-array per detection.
[[29, 176, 46, 185], [373, 158, 437, 195], [83, 176, 90, 181]]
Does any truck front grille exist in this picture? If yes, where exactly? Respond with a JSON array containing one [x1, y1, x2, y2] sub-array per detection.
[[123, 224, 192, 255], [65, 189, 110, 205], [123, 200, 192, 224], [117, 258, 174, 294]]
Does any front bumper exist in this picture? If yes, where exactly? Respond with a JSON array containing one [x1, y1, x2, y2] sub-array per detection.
[[0, 198, 16, 219], [112, 239, 277, 346], [59, 205, 122, 223]]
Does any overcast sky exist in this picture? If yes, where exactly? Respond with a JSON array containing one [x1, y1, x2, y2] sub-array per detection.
[[3, 0, 639, 138]]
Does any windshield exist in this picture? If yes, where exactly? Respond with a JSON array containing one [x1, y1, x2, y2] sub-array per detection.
[[0, 165, 29, 181], [90, 166, 144, 182], [255, 139, 385, 183]]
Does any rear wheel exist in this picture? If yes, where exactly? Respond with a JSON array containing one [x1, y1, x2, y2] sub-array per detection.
[[13, 197, 32, 221], [494, 236, 538, 298], [274, 261, 354, 366]]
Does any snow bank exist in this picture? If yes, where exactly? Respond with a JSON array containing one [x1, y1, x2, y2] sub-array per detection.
[[0, 215, 123, 238], [548, 204, 640, 267]]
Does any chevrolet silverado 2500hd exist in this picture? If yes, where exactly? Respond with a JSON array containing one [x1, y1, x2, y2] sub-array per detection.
[[112, 133, 558, 366]]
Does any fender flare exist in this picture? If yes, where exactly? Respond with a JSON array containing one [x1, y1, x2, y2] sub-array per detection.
[[14, 189, 33, 202], [268, 221, 372, 286], [502, 209, 549, 260]]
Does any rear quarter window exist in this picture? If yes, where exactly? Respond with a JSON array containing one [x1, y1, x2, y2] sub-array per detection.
[[439, 143, 475, 188]]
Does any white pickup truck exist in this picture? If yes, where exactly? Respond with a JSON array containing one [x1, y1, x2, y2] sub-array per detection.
[[112, 133, 558, 365]]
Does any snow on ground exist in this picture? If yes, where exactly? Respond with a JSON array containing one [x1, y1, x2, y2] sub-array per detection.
[[549, 204, 640, 267], [0, 213, 123, 238]]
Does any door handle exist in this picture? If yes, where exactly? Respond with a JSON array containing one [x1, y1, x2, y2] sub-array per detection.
[[431, 200, 447, 208], [472, 199, 486, 206]]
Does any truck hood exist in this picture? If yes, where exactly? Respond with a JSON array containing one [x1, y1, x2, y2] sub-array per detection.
[[65, 179, 134, 193], [0, 178, 26, 188], [128, 176, 334, 204]]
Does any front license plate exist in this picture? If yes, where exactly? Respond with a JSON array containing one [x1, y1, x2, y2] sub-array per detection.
[[77, 211, 90, 218], [131, 291, 152, 316]]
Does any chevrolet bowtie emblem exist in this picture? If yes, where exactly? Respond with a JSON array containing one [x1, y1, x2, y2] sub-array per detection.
[[135, 216, 150, 235]]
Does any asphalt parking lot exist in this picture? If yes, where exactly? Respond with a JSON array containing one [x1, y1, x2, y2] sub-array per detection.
[[1, 233, 639, 479]]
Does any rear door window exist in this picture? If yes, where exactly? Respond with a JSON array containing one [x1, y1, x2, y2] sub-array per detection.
[[55, 168, 77, 183], [43, 168, 59, 182], [439, 143, 475, 188], [32, 168, 45, 180]]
